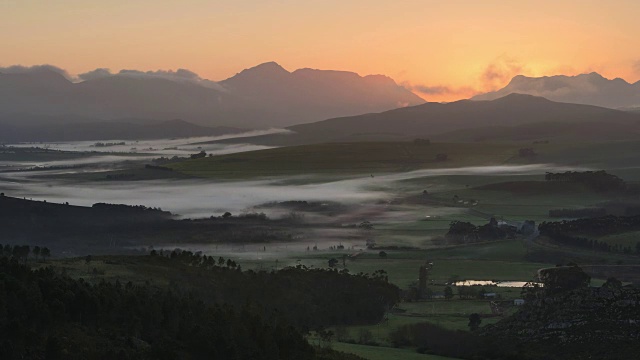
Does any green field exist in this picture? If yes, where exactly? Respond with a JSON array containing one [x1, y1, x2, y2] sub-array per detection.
[[597, 231, 640, 249], [331, 342, 456, 360], [168, 142, 523, 178]]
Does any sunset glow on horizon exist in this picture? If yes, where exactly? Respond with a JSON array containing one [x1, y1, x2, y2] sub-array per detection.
[[2, 0, 640, 102]]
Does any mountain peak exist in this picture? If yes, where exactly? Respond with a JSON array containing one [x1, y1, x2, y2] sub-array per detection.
[[221, 61, 291, 86], [240, 61, 289, 76]]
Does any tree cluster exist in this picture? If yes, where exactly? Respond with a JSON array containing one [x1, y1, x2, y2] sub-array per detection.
[[548, 208, 607, 218], [445, 218, 513, 244], [388, 322, 517, 359], [0, 244, 50, 263], [150, 250, 400, 330], [0, 257, 314, 360], [539, 215, 640, 254], [544, 170, 627, 192]]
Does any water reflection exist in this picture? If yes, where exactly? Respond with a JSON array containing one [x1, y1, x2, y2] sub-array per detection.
[[453, 280, 539, 287]]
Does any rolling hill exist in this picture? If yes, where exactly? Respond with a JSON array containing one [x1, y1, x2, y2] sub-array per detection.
[[225, 94, 640, 145]]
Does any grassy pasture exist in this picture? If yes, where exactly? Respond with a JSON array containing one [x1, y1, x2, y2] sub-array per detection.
[[331, 342, 456, 360], [595, 231, 640, 249], [168, 142, 522, 178]]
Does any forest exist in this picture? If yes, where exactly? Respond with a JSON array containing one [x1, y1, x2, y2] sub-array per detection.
[[0, 246, 399, 359], [539, 215, 640, 254]]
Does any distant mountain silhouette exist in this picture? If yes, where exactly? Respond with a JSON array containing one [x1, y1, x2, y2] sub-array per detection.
[[0, 62, 424, 130], [472, 73, 640, 109], [220, 62, 423, 125], [232, 94, 640, 145]]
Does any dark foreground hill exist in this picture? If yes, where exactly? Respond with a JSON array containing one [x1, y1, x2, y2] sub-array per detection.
[[0, 253, 389, 359], [482, 280, 640, 359], [0, 195, 295, 253]]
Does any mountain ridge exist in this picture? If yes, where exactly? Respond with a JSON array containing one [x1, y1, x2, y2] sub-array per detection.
[[473, 72, 640, 109], [219, 93, 640, 146], [0, 62, 423, 129]]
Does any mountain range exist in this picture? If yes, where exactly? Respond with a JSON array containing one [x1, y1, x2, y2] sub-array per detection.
[[0, 62, 424, 130], [220, 94, 640, 145], [472, 72, 640, 109]]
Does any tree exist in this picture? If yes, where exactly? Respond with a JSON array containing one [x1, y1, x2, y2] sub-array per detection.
[[358, 221, 373, 230], [468, 313, 482, 331], [222, 212, 232, 219], [358, 329, 373, 345], [539, 265, 590, 294], [85, 255, 93, 273], [33, 246, 41, 262], [446, 221, 478, 243], [447, 274, 460, 285], [41, 247, 51, 262], [444, 286, 454, 300], [378, 251, 387, 258], [602, 277, 622, 289]]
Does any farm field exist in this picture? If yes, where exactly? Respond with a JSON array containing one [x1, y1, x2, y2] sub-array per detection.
[[168, 142, 524, 178], [331, 342, 457, 360]]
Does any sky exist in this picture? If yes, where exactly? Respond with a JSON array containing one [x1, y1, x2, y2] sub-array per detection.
[[1, 0, 640, 101]]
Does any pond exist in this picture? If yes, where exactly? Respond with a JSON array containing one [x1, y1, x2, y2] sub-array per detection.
[[453, 280, 537, 287]]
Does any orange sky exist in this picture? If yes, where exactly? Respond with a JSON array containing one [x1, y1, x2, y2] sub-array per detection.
[[2, 0, 640, 101]]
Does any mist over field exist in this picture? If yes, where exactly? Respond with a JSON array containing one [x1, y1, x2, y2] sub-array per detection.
[[1, 139, 587, 218]]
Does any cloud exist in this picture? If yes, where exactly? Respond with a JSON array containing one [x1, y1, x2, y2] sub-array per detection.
[[75, 67, 227, 91], [116, 68, 226, 91], [410, 85, 452, 95], [0, 64, 75, 81], [78, 68, 112, 81], [480, 56, 525, 90], [403, 82, 478, 100]]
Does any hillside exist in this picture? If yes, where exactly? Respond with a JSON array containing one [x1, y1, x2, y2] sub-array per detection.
[[472, 72, 640, 109], [0, 195, 309, 252], [0, 116, 242, 142], [0, 63, 423, 129], [167, 141, 521, 178], [228, 94, 640, 145]]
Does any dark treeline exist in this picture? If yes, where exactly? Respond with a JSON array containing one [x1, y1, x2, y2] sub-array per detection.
[[539, 215, 640, 254], [544, 170, 626, 192], [153, 249, 400, 330], [0, 257, 314, 360], [0, 253, 376, 359], [548, 208, 607, 218], [0, 244, 51, 263], [388, 322, 519, 360], [0, 196, 172, 229], [445, 218, 516, 244], [92, 142, 126, 147], [0, 196, 300, 249]]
